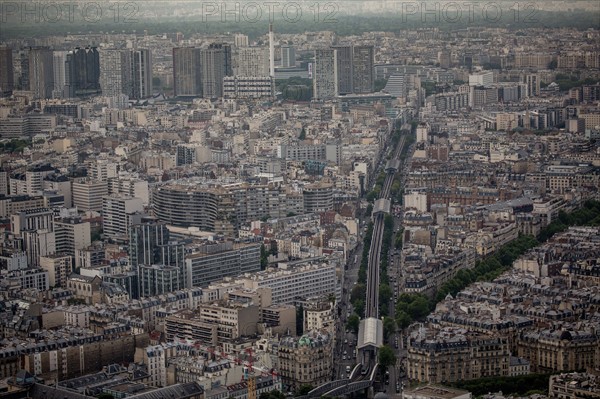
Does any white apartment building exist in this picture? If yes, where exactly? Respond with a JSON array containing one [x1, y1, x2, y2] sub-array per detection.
[[215, 261, 337, 305], [108, 177, 150, 206], [72, 178, 108, 212], [11, 208, 53, 234], [469, 71, 494, 87], [102, 195, 144, 239], [22, 230, 56, 267], [134, 344, 179, 387], [54, 217, 91, 256], [223, 76, 274, 99], [63, 306, 91, 329]]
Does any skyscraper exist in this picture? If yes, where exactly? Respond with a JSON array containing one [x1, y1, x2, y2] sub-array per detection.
[[233, 46, 269, 77], [201, 43, 232, 98], [29, 47, 54, 99], [281, 45, 296, 68], [132, 48, 152, 99], [129, 217, 170, 267], [313, 49, 338, 100], [351, 45, 374, 94], [173, 47, 202, 97], [332, 45, 352, 94], [18, 49, 30, 91], [52, 51, 68, 98], [99, 49, 132, 98], [68, 47, 100, 97], [0, 46, 14, 96], [526, 74, 540, 97]]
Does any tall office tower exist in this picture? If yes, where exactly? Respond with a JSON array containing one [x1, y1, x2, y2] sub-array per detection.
[[234, 34, 249, 47], [63, 51, 76, 98], [52, 51, 68, 98], [18, 49, 30, 91], [130, 217, 186, 298], [281, 45, 296, 68], [129, 217, 170, 267], [201, 43, 232, 98], [313, 49, 338, 100], [99, 49, 133, 97], [29, 47, 54, 99], [131, 48, 152, 99], [269, 24, 275, 77], [352, 45, 374, 93], [526, 73, 540, 97], [67, 47, 101, 97], [0, 46, 14, 96], [438, 50, 451, 69], [173, 47, 202, 97], [233, 46, 269, 77], [332, 45, 352, 94]]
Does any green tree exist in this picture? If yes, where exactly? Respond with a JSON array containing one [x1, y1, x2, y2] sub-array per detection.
[[366, 190, 378, 203], [97, 394, 115, 399], [378, 345, 396, 369], [396, 310, 412, 328], [374, 78, 388, 92], [353, 299, 365, 318], [378, 284, 393, 316], [297, 384, 314, 395], [260, 244, 269, 270], [299, 127, 306, 140], [382, 316, 396, 341], [350, 283, 366, 303], [346, 313, 360, 334]]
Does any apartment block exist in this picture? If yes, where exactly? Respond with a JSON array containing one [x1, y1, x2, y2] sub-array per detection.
[[54, 217, 91, 256], [407, 326, 510, 383], [39, 254, 73, 288], [72, 178, 108, 212], [278, 331, 333, 392], [102, 195, 144, 240], [185, 241, 261, 288]]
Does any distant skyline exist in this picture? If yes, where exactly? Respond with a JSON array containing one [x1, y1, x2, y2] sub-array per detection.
[[0, 0, 598, 40]]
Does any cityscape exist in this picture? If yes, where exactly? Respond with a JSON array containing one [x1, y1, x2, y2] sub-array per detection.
[[0, 1, 599, 399]]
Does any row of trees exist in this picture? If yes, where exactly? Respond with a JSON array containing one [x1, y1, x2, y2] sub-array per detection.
[[365, 171, 386, 203], [553, 75, 600, 92], [434, 234, 539, 303], [394, 200, 600, 331], [539, 200, 600, 241]]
